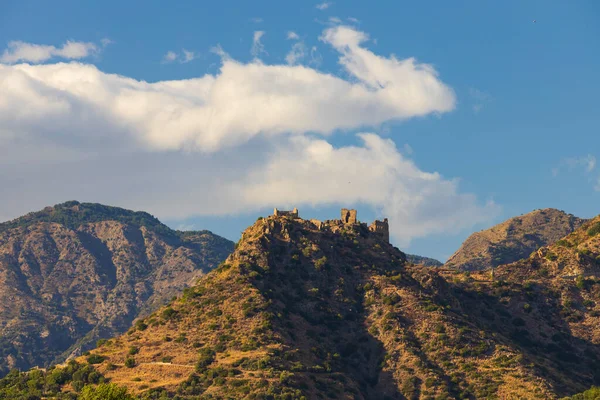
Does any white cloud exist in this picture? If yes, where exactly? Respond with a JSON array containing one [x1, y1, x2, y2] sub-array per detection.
[[0, 40, 99, 64], [251, 31, 267, 58], [182, 49, 198, 63], [309, 46, 322, 66], [316, 2, 332, 10], [0, 26, 455, 153], [100, 38, 114, 47], [285, 42, 307, 65], [347, 17, 360, 24], [162, 49, 198, 64], [0, 132, 497, 246], [0, 26, 486, 244], [553, 155, 600, 191], [238, 134, 498, 244], [329, 16, 342, 24], [554, 154, 597, 176], [250, 17, 263, 23], [163, 51, 178, 63], [287, 31, 300, 40]]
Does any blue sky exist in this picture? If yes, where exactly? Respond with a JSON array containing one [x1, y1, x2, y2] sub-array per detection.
[[0, 1, 599, 261]]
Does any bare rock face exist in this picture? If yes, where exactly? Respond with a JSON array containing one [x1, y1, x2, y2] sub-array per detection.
[[0, 201, 233, 374], [445, 208, 586, 271]]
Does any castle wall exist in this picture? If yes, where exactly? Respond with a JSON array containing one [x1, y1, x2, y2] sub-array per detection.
[[369, 218, 389, 242], [341, 208, 357, 224], [274, 207, 299, 218]]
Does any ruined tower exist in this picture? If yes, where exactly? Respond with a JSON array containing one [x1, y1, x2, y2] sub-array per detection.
[[341, 208, 357, 224], [369, 218, 389, 242]]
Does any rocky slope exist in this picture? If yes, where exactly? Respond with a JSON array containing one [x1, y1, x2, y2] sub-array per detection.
[[445, 208, 586, 271], [0, 201, 234, 375], [405, 253, 443, 267], [76, 212, 600, 399]]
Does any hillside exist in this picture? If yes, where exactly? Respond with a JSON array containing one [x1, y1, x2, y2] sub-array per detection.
[[0, 201, 234, 375], [445, 208, 586, 271], [405, 254, 443, 267], [70, 211, 600, 399]]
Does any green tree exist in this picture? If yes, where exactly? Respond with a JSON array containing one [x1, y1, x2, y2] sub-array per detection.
[[79, 383, 135, 400]]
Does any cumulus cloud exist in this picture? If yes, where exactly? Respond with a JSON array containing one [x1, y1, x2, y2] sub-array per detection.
[[251, 31, 267, 57], [0, 132, 496, 245], [0, 26, 486, 244], [0, 26, 455, 153], [316, 2, 332, 10], [0, 40, 99, 64], [238, 134, 498, 244]]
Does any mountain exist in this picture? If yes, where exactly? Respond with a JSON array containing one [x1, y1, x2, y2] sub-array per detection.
[[65, 210, 600, 399], [445, 208, 586, 271], [405, 253, 443, 267], [0, 201, 234, 375]]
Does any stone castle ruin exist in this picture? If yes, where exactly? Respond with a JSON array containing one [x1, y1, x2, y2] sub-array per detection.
[[273, 208, 299, 218], [369, 218, 390, 242], [341, 208, 357, 224], [272, 207, 389, 242]]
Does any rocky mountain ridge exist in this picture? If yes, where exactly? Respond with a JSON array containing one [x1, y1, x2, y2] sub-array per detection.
[[0, 201, 234, 374], [445, 208, 586, 271]]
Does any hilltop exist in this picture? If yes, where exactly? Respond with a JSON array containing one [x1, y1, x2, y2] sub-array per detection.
[[445, 208, 586, 271], [71, 208, 600, 399], [0, 201, 234, 375]]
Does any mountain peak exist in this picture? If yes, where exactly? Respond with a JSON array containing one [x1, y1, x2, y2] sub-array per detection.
[[0, 202, 234, 374], [0, 201, 175, 236], [446, 208, 586, 271]]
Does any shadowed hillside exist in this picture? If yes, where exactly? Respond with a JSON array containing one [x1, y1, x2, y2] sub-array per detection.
[[73, 210, 600, 399]]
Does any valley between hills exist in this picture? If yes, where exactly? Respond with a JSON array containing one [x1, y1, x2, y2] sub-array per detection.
[[1, 202, 600, 399]]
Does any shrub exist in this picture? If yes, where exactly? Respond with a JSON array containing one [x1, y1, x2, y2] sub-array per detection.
[[162, 307, 177, 320], [124, 357, 136, 368], [96, 339, 108, 347], [175, 334, 188, 343], [587, 222, 600, 237], [128, 346, 139, 356], [79, 383, 135, 400], [314, 256, 328, 271], [135, 320, 148, 331], [87, 354, 105, 365], [196, 348, 216, 372]]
